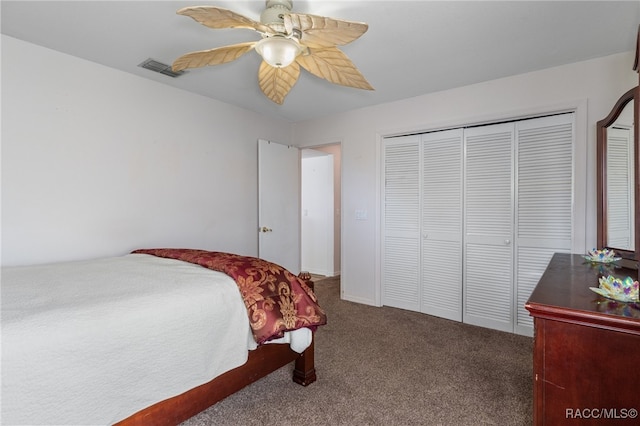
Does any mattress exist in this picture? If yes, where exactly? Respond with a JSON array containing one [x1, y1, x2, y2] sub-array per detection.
[[1, 253, 309, 425]]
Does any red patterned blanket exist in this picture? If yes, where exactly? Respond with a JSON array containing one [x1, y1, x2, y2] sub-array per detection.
[[132, 248, 327, 344]]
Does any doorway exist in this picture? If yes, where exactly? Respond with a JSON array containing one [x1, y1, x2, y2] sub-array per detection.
[[301, 144, 341, 277]]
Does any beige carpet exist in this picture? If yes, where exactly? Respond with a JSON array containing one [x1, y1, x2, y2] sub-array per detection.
[[181, 276, 533, 425]]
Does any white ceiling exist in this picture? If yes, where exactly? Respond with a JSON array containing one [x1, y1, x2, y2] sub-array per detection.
[[2, 1, 639, 122]]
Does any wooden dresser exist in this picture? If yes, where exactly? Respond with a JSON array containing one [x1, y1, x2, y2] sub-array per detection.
[[525, 253, 640, 425]]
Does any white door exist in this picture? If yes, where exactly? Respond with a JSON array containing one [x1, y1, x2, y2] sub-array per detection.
[[514, 113, 574, 334], [463, 123, 515, 333], [421, 129, 463, 321], [381, 135, 421, 311], [382, 131, 464, 320], [258, 139, 300, 274]]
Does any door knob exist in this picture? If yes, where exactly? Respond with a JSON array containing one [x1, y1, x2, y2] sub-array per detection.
[[259, 226, 273, 233]]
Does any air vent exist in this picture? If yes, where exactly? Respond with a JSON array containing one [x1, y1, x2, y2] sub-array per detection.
[[138, 58, 185, 78]]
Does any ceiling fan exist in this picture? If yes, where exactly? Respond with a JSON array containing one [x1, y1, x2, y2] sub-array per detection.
[[172, 0, 374, 104]]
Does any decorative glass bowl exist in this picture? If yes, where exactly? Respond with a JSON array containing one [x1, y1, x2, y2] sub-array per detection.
[[583, 248, 621, 264], [590, 275, 639, 303]]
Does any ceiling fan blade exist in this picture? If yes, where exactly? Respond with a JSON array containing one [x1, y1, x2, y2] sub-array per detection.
[[177, 6, 275, 35], [172, 41, 256, 72], [284, 13, 368, 48], [257, 61, 301, 104], [296, 47, 374, 91]]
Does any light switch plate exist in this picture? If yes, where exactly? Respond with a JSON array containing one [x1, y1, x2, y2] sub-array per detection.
[[355, 209, 368, 220]]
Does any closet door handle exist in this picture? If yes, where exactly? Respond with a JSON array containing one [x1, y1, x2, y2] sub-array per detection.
[[504, 239, 511, 245]]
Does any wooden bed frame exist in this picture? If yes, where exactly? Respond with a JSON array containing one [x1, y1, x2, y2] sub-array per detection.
[[115, 273, 317, 426]]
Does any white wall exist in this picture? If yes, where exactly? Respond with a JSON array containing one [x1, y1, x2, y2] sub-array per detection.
[[301, 151, 334, 276], [293, 51, 637, 306], [1, 35, 292, 266], [306, 143, 342, 275]]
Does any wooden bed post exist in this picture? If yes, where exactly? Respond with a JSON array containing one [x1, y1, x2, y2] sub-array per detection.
[[293, 338, 316, 386], [293, 271, 317, 386], [298, 270, 314, 290]]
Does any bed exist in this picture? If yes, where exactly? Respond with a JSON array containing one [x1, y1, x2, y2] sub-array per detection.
[[1, 248, 326, 425]]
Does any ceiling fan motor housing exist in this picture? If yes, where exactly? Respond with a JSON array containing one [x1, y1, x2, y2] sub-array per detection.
[[261, 0, 293, 32]]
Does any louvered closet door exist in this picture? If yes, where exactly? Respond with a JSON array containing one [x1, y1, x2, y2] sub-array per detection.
[[382, 135, 421, 311], [515, 113, 574, 335], [421, 129, 463, 321], [606, 126, 634, 250], [463, 123, 514, 332]]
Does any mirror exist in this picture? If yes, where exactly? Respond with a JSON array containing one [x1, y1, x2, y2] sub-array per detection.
[[597, 86, 639, 260]]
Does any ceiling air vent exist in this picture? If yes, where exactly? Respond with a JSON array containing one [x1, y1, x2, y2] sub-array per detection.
[[138, 58, 185, 78]]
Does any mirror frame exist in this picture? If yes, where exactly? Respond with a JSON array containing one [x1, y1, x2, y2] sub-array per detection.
[[596, 87, 639, 260], [597, 26, 640, 261]]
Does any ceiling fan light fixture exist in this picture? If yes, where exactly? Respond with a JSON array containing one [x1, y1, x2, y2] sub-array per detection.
[[255, 36, 301, 68]]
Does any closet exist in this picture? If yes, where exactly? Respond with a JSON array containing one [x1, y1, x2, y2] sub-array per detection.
[[382, 113, 575, 335]]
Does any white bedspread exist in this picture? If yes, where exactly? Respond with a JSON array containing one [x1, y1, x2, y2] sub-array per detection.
[[1, 254, 309, 425]]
